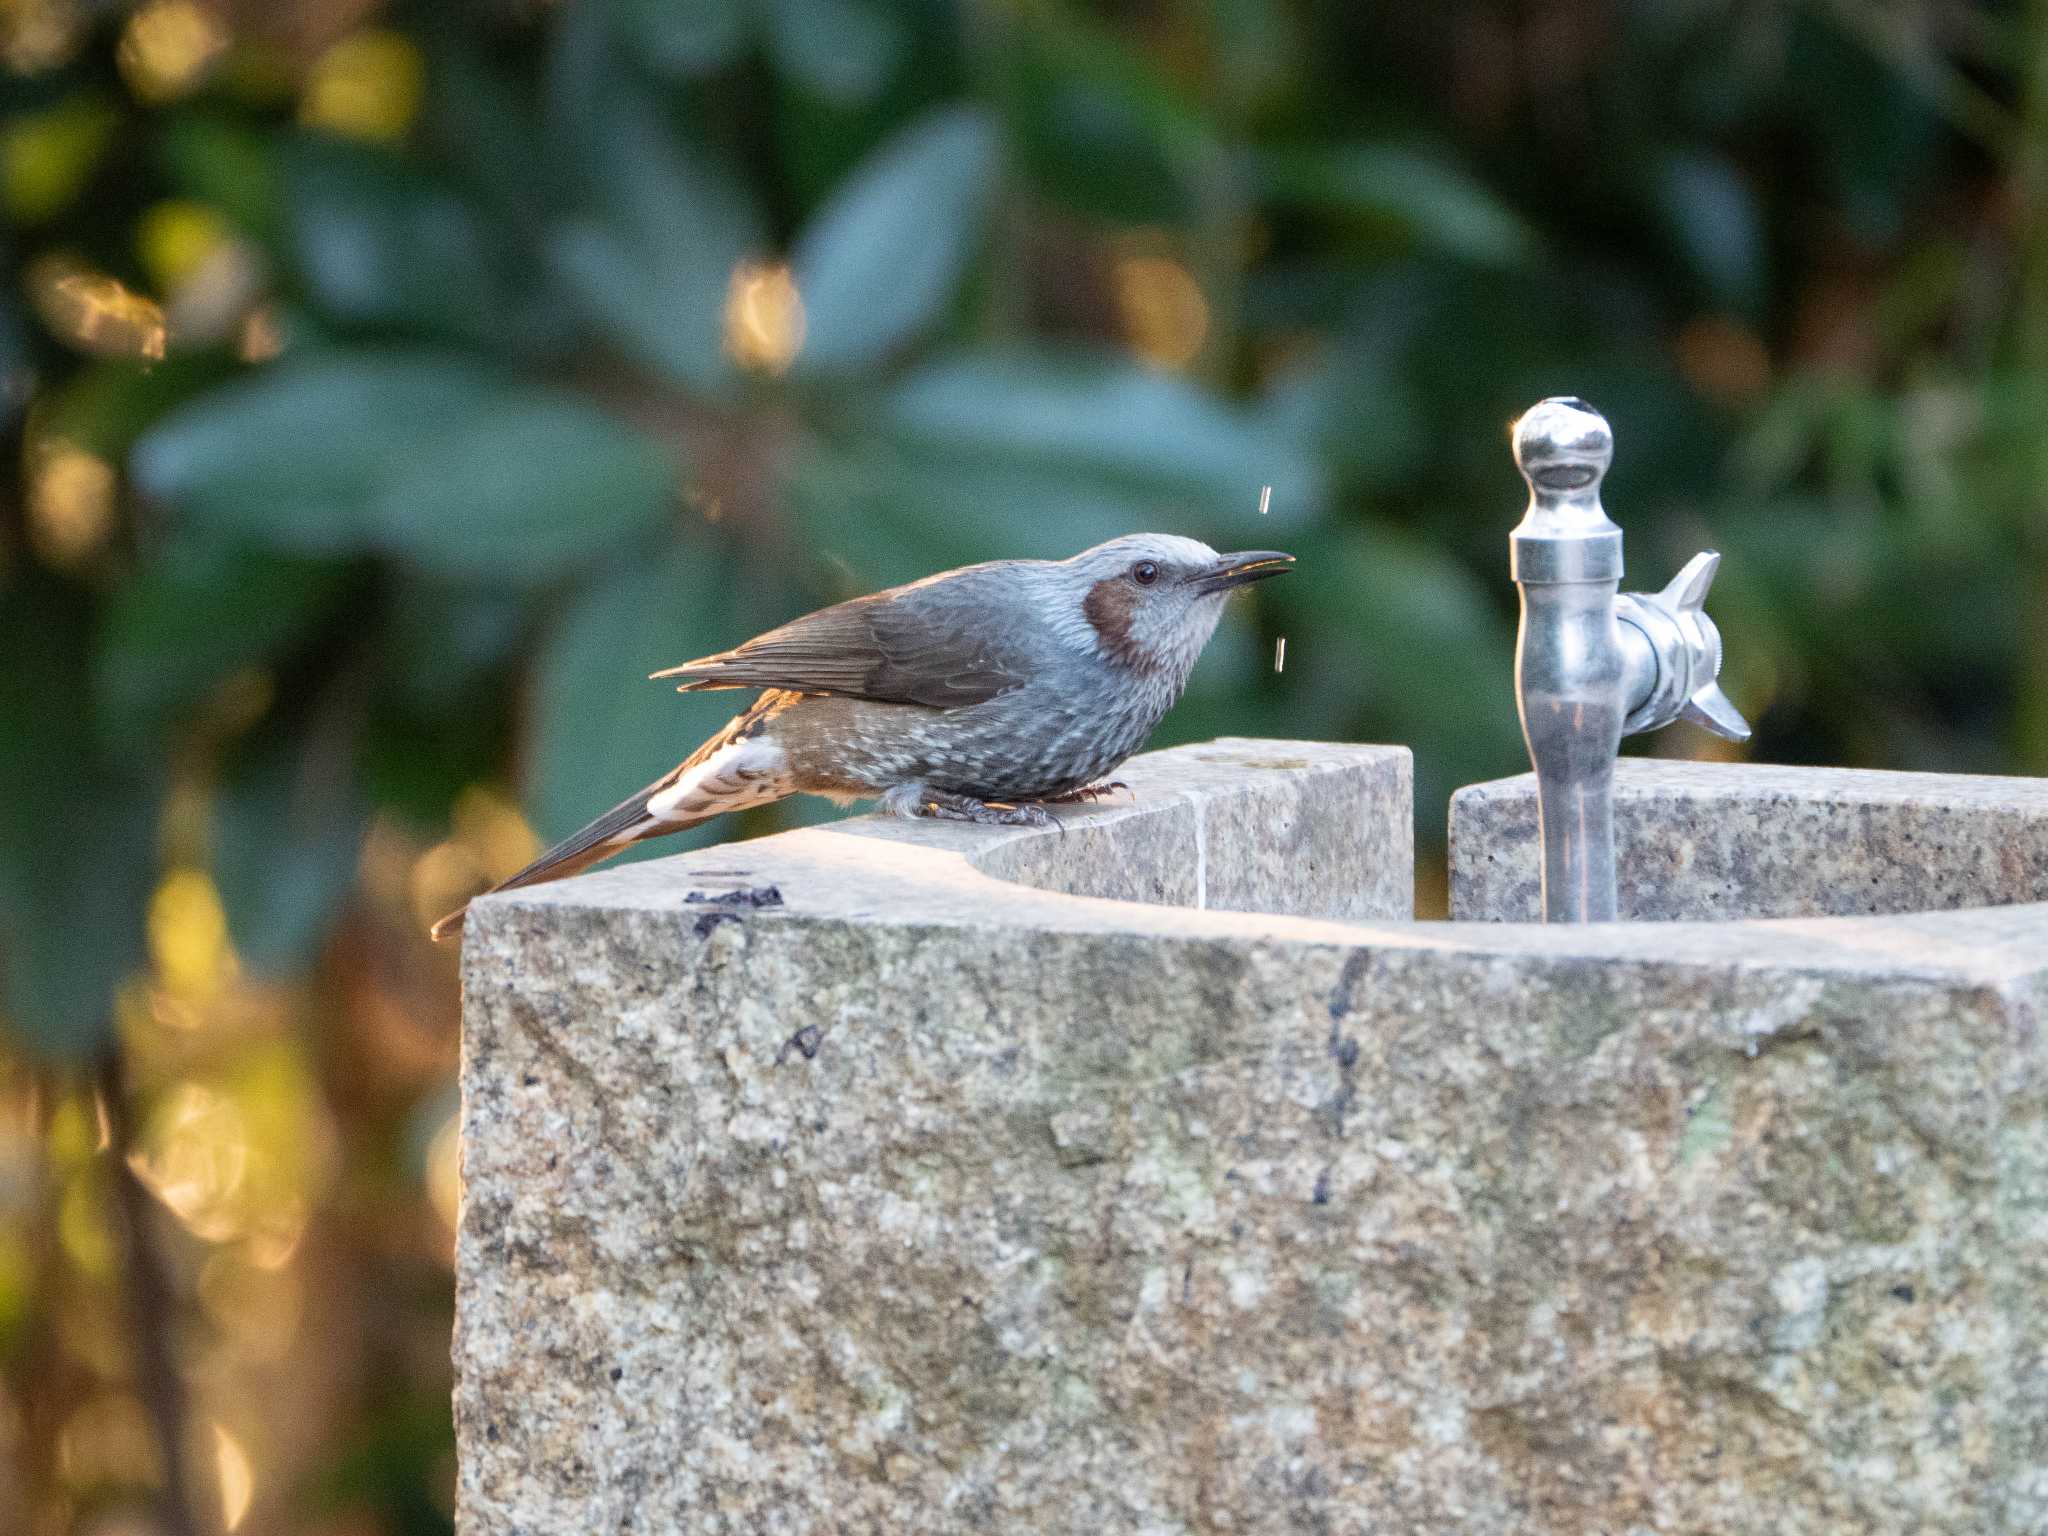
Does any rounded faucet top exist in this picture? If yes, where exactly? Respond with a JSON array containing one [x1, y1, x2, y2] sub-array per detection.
[[1513, 397, 1613, 493]]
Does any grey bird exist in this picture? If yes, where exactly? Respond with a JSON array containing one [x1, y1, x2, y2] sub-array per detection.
[[430, 533, 1293, 940]]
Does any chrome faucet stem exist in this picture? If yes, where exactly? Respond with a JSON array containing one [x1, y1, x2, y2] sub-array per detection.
[[1509, 398, 1750, 922]]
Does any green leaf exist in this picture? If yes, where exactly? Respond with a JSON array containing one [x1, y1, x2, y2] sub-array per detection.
[[158, 114, 286, 247], [283, 135, 526, 349], [133, 352, 506, 554], [790, 108, 999, 375], [422, 37, 551, 227], [1194, 0, 1299, 117], [0, 575, 154, 1059], [1653, 150, 1765, 316], [372, 397, 677, 584], [212, 722, 366, 976], [133, 352, 677, 582], [547, 88, 764, 393], [2, 93, 118, 224], [379, 577, 529, 714], [786, 439, 1175, 586], [43, 352, 241, 461], [763, 0, 907, 104], [527, 541, 750, 856], [97, 537, 349, 747], [617, 0, 750, 76], [876, 347, 1323, 522], [1279, 527, 1524, 819], [1260, 144, 1536, 269], [1005, 1, 1217, 222]]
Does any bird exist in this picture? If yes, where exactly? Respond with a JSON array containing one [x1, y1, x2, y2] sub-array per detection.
[[430, 533, 1293, 940]]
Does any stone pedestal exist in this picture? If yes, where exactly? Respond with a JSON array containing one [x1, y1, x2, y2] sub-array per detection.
[[1450, 758, 2048, 920], [455, 743, 2048, 1535]]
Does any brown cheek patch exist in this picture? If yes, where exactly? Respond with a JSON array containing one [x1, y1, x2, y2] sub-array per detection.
[[1083, 578, 1155, 671]]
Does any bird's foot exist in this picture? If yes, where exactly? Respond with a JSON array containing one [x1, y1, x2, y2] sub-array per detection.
[[1044, 779, 1130, 806], [896, 787, 1059, 830]]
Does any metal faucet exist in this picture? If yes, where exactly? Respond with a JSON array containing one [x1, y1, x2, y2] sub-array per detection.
[[1509, 397, 1750, 922]]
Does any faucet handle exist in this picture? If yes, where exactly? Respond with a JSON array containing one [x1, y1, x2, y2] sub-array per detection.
[[1616, 550, 1752, 742], [1681, 682, 1750, 741]]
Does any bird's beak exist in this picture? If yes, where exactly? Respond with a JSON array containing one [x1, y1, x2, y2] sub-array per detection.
[[1195, 551, 1295, 594]]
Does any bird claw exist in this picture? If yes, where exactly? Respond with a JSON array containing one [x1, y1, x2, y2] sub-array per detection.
[[916, 793, 1059, 830], [1046, 780, 1130, 806]]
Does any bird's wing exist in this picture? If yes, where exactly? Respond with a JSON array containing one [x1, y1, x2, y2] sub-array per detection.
[[652, 569, 1034, 709]]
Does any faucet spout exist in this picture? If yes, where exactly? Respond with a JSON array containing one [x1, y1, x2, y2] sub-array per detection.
[[1508, 398, 1750, 923]]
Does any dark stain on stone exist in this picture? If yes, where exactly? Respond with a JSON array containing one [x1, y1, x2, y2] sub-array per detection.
[[688, 884, 783, 936], [686, 884, 784, 909], [778, 1024, 824, 1063], [1327, 951, 1370, 1021], [1322, 1028, 1361, 1139], [1323, 954, 1367, 1136]]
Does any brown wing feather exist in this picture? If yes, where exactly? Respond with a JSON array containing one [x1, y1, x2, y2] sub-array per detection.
[[652, 581, 1027, 709]]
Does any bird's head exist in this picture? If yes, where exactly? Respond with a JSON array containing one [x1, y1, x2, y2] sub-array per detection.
[[1059, 533, 1294, 678]]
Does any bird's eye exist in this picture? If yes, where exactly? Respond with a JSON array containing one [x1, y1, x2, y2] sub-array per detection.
[[1131, 561, 1160, 586]]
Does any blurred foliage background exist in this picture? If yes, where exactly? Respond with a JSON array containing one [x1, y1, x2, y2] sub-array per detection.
[[1, 0, 2044, 1531]]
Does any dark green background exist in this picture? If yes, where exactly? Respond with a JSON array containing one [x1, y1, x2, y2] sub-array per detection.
[[2, 1, 2042, 1531]]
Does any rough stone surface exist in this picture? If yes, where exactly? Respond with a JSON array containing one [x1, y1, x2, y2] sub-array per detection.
[[456, 742, 2048, 1536], [1450, 758, 2048, 921], [955, 737, 1413, 920]]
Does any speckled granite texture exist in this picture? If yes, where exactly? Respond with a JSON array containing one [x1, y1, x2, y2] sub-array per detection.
[[456, 743, 2048, 1536], [1449, 758, 2048, 920]]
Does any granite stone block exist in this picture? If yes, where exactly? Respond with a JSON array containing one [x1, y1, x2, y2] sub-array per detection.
[[456, 743, 2048, 1535], [1449, 758, 2048, 921]]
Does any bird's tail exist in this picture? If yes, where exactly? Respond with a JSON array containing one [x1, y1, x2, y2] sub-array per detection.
[[428, 778, 710, 942], [429, 695, 795, 942]]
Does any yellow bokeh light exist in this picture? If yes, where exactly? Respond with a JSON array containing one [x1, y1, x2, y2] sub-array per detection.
[[1114, 253, 1204, 374], [137, 197, 231, 294], [46, 1093, 93, 1168], [57, 1394, 159, 1486], [55, 1287, 126, 1375], [724, 260, 805, 374], [2, 0, 84, 74], [127, 1081, 250, 1243], [27, 435, 115, 571], [29, 254, 168, 359], [148, 867, 236, 1000], [0, 1229, 32, 1339], [242, 1191, 306, 1271], [57, 1173, 115, 1278], [409, 841, 484, 934], [0, 96, 115, 221], [200, 1248, 303, 1361], [426, 1109, 462, 1236], [300, 29, 425, 143], [1114, 253, 1209, 371], [236, 303, 284, 363], [117, 0, 230, 105], [452, 784, 541, 883], [358, 814, 420, 913], [212, 1422, 254, 1530]]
